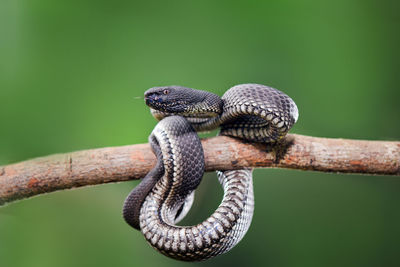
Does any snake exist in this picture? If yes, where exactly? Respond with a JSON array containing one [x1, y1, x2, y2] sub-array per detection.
[[122, 84, 298, 261]]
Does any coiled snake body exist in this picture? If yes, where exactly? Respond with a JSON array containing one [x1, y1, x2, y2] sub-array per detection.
[[123, 84, 298, 261]]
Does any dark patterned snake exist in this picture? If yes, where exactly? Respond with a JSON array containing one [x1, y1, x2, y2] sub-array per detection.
[[123, 84, 298, 261]]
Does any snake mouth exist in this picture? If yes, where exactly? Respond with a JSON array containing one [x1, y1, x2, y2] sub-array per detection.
[[145, 95, 189, 113]]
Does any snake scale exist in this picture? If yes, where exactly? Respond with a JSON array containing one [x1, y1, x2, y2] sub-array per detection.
[[123, 84, 298, 261]]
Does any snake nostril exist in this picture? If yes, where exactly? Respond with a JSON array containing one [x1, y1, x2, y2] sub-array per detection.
[[145, 93, 158, 101]]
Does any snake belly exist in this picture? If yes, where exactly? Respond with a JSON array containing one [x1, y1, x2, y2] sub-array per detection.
[[123, 84, 298, 261]]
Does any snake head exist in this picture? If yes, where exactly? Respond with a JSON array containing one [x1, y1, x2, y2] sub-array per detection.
[[144, 86, 191, 113], [144, 86, 222, 115]]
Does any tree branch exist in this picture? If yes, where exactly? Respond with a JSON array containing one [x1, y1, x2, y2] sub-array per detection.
[[1, 134, 399, 206]]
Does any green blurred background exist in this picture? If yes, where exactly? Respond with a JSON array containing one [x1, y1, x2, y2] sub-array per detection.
[[1, 0, 399, 266]]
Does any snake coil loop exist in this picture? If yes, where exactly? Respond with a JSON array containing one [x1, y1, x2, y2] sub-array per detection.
[[123, 84, 298, 261]]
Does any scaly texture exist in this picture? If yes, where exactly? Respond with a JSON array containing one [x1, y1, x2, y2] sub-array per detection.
[[123, 84, 299, 261], [140, 169, 253, 261]]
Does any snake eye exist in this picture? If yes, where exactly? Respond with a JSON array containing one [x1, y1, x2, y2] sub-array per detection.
[[163, 89, 169, 95]]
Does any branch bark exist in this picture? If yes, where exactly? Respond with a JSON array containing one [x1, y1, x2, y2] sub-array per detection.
[[1, 134, 399, 206]]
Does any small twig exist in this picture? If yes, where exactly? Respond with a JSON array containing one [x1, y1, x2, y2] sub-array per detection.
[[0, 134, 399, 206]]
